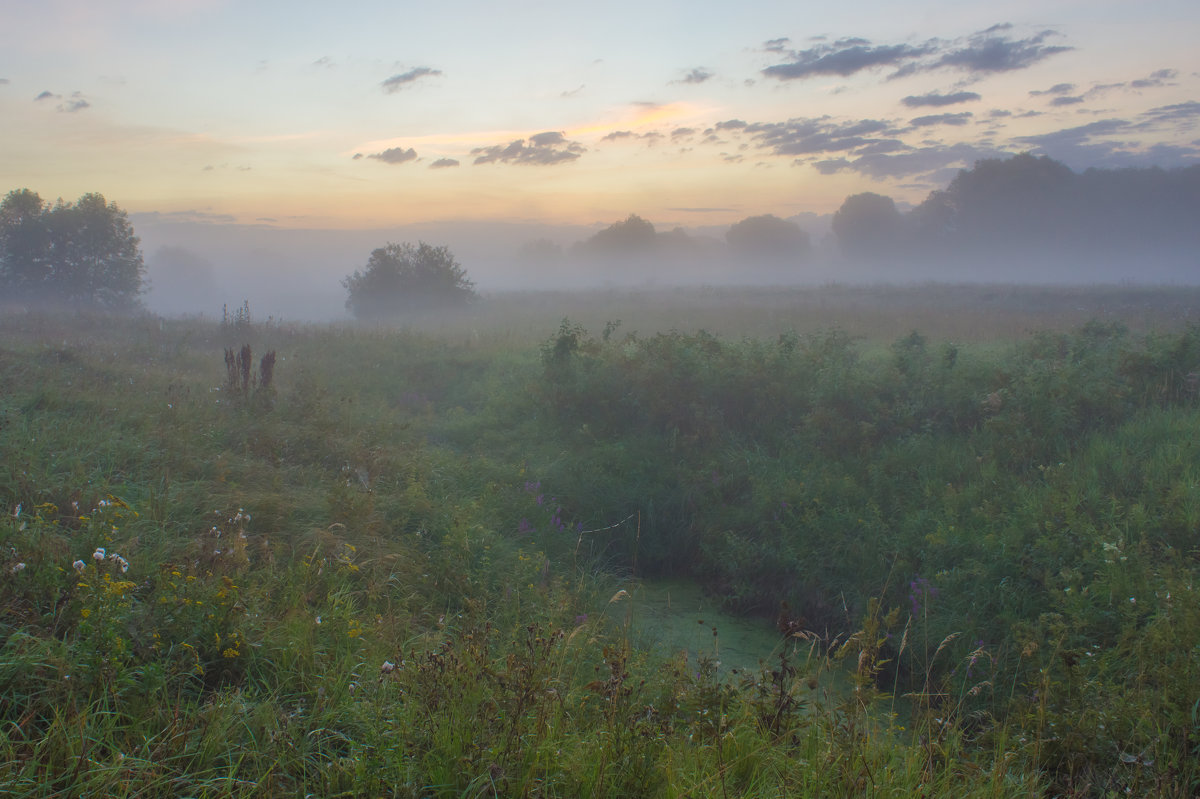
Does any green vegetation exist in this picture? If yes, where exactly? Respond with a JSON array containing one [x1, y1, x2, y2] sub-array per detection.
[[2, 287, 1198, 797]]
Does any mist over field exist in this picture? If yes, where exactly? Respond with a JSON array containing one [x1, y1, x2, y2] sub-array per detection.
[[135, 154, 1200, 323]]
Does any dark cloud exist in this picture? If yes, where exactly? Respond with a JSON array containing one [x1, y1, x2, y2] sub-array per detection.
[[1029, 82, 1076, 96], [1130, 68, 1179, 89], [739, 116, 893, 156], [367, 147, 418, 164], [472, 131, 584, 165], [766, 24, 1070, 84], [671, 127, 697, 139], [429, 158, 459, 169], [380, 67, 442, 93], [1016, 116, 1200, 168], [1141, 101, 1200, 124], [677, 68, 712, 85], [836, 142, 1005, 180], [34, 90, 57, 101], [902, 90, 981, 107], [764, 41, 933, 80], [990, 109, 1013, 118], [715, 119, 747, 130], [600, 130, 635, 141], [924, 27, 1071, 75], [352, 153, 363, 160], [1050, 96, 1084, 107], [910, 112, 973, 127], [763, 38, 791, 53]]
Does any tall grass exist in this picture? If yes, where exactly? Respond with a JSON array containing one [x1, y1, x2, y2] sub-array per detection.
[[2, 289, 1198, 796]]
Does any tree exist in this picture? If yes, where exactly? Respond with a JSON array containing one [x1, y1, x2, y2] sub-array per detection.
[[574, 214, 657, 255], [0, 189, 144, 309], [832, 192, 905, 260], [0, 189, 52, 302], [342, 241, 475, 319], [725, 214, 811, 261]]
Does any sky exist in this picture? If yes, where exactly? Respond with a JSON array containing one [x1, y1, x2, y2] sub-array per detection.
[[2, 0, 1198, 234]]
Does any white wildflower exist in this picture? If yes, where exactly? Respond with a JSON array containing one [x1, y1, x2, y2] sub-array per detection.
[[92, 548, 106, 561], [380, 660, 396, 674], [73, 560, 86, 572], [11, 562, 26, 574]]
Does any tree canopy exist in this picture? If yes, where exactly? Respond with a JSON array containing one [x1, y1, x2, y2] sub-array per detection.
[[725, 214, 811, 261], [0, 189, 144, 309], [342, 241, 475, 319]]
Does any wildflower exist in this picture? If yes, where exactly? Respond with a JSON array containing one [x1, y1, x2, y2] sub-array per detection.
[[380, 660, 396, 674], [10, 562, 26, 574], [93, 547, 106, 561], [73, 560, 86, 572]]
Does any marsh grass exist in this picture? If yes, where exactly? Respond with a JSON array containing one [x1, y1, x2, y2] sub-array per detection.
[[2, 286, 1198, 796]]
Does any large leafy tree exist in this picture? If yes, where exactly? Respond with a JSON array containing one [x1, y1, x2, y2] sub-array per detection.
[[0, 189, 144, 309], [343, 241, 475, 319], [725, 214, 811, 262], [832, 192, 905, 260]]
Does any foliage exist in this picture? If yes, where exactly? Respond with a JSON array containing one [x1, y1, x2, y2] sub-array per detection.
[[832, 192, 905, 259], [725, 214, 811, 262], [342, 241, 475, 319], [0, 296, 1198, 796], [0, 188, 144, 309]]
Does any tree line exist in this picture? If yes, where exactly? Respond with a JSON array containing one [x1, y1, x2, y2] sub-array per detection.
[[5, 153, 1197, 316]]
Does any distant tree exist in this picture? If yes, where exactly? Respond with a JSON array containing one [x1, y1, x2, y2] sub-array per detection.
[[575, 214, 657, 255], [0, 189, 144, 309], [725, 214, 811, 261], [832, 192, 905, 260], [342, 241, 475, 319]]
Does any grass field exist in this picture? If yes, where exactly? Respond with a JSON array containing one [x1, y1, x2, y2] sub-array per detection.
[[2, 283, 1199, 797]]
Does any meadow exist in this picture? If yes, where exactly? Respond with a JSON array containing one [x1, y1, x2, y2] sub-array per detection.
[[2, 283, 1199, 797]]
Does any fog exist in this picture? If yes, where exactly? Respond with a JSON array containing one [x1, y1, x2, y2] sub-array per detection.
[[137, 155, 1200, 322]]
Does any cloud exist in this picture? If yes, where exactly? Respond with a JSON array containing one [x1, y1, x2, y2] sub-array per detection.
[[909, 112, 973, 127], [1049, 96, 1084, 107], [472, 131, 584, 165], [676, 68, 712, 85], [764, 41, 933, 80], [740, 116, 893, 156], [313, 56, 334, 68], [902, 91, 981, 107], [1130, 68, 1179, 89], [1140, 101, 1200, 126], [1030, 82, 1075, 96], [671, 127, 697, 139], [830, 142, 1005, 180], [765, 24, 1070, 84], [429, 158, 459, 169], [58, 93, 90, 113], [380, 67, 442, 93], [601, 130, 636, 141], [561, 84, 585, 98], [933, 28, 1070, 74], [0, 78, 9, 85], [367, 147, 418, 164], [763, 38, 791, 53], [34, 90, 58, 101]]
